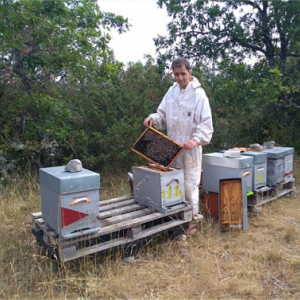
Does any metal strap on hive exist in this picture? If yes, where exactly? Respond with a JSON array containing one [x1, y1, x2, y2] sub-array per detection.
[[131, 126, 184, 171]]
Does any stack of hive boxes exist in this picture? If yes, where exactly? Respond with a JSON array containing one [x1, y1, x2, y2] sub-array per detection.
[[202, 153, 253, 218], [202, 146, 294, 218], [263, 147, 294, 186]]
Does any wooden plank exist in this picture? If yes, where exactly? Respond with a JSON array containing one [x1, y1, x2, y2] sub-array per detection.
[[57, 203, 191, 246], [98, 203, 144, 219], [32, 217, 44, 231], [61, 236, 129, 262], [41, 223, 57, 239], [60, 246, 77, 260], [36, 218, 45, 227], [44, 202, 189, 249], [100, 195, 134, 206], [99, 199, 136, 212], [181, 209, 193, 221], [99, 207, 154, 226], [97, 204, 191, 235], [132, 219, 186, 239]]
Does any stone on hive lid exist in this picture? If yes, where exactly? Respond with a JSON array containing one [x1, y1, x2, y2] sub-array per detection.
[[64, 159, 83, 172]]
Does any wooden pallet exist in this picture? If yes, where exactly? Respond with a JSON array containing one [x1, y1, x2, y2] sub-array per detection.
[[247, 178, 296, 207], [31, 195, 193, 263]]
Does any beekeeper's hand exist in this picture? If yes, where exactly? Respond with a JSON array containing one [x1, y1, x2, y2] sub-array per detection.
[[143, 117, 153, 127], [183, 139, 198, 150]]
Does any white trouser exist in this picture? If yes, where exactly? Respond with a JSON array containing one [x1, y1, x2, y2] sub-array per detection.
[[173, 146, 202, 217]]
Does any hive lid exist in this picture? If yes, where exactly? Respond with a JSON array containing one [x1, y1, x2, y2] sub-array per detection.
[[131, 126, 184, 171], [263, 146, 294, 159], [39, 166, 100, 194], [241, 151, 268, 164], [203, 152, 253, 168]]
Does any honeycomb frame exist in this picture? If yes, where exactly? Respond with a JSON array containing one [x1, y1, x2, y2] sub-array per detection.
[[131, 126, 183, 170]]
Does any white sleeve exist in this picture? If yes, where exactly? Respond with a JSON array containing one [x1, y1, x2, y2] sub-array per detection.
[[193, 88, 214, 145]]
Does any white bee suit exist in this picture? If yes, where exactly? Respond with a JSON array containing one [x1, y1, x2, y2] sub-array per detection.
[[149, 77, 213, 217]]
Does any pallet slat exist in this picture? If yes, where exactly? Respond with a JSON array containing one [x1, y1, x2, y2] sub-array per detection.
[[98, 203, 144, 219], [100, 207, 154, 226], [100, 195, 134, 206], [99, 198, 136, 212]]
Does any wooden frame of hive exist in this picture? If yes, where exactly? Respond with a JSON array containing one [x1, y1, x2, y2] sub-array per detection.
[[131, 126, 184, 171]]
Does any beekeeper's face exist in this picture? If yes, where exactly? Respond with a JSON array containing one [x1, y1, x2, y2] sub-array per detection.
[[173, 64, 192, 90]]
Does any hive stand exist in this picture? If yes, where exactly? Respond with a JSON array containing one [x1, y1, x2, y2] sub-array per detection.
[[247, 178, 295, 207], [31, 195, 193, 263]]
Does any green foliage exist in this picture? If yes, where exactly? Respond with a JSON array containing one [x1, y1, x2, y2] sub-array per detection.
[[0, 90, 72, 169], [156, 0, 300, 74], [201, 61, 266, 149], [0, 0, 131, 178], [0, 56, 170, 174], [203, 59, 300, 152], [251, 68, 300, 149], [1, 0, 300, 183], [0, 0, 130, 92], [64, 58, 171, 171]]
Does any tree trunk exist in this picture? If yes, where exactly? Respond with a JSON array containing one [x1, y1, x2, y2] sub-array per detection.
[[260, 2, 275, 68]]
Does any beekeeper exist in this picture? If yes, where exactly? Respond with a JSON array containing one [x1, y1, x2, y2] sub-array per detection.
[[143, 57, 213, 222]]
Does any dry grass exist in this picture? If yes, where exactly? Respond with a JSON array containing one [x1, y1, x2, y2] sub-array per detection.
[[1, 163, 300, 300]]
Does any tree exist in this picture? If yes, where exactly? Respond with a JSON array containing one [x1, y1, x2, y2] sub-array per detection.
[[154, 0, 300, 152], [155, 0, 300, 73], [0, 0, 130, 176], [0, 0, 129, 92], [66, 56, 171, 171]]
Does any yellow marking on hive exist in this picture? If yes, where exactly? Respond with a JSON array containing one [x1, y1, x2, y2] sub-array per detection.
[[256, 171, 265, 183]]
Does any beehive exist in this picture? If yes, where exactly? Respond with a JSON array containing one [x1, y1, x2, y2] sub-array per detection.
[[263, 147, 294, 186], [132, 164, 186, 213], [39, 166, 100, 239], [241, 151, 267, 190]]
